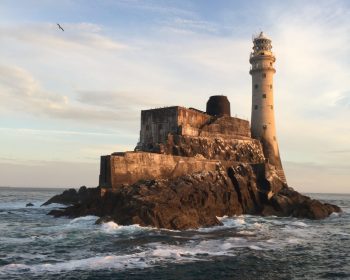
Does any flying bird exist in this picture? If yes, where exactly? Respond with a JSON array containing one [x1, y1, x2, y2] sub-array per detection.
[[57, 23, 64, 31]]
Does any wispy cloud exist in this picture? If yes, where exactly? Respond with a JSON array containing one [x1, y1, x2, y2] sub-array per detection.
[[0, 64, 139, 122], [0, 22, 128, 52]]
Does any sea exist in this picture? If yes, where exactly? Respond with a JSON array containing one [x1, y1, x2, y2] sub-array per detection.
[[0, 187, 349, 280]]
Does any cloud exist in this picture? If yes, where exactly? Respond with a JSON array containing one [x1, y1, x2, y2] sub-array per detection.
[[75, 90, 164, 110], [110, 0, 195, 18], [0, 65, 138, 123], [0, 22, 128, 52], [159, 17, 219, 34]]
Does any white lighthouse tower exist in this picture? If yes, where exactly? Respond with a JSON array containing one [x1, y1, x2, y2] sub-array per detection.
[[249, 32, 286, 183]]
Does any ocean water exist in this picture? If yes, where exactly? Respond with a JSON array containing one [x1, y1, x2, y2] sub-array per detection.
[[0, 187, 349, 280]]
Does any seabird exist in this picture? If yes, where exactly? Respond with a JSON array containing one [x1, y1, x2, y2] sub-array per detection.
[[57, 23, 64, 31]]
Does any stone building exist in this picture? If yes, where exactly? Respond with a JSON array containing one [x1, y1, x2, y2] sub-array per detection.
[[99, 32, 287, 189]]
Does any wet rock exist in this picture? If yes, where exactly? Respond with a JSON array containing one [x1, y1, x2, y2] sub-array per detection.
[[26, 203, 34, 207], [41, 188, 78, 206], [45, 164, 341, 230], [41, 186, 90, 206], [267, 187, 342, 219]]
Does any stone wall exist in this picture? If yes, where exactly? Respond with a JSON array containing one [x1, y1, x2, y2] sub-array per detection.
[[138, 107, 250, 150], [199, 116, 251, 139], [101, 152, 221, 188], [177, 107, 210, 136], [99, 155, 111, 187], [139, 107, 179, 148]]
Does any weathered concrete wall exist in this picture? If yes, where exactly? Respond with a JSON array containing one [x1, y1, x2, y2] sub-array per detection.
[[199, 116, 251, 138], [138, 107, 251, 151], [99, 155, 112, 188], [106, 152, 221, 188], [139, 107, 179, 148], [177, 107, 210, 136]]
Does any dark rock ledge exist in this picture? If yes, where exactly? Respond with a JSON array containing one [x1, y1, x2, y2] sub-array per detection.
[[43, 164, 341, 230]]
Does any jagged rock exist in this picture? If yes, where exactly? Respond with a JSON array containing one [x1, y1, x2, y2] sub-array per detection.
[[41, 186, 91, 206], [267, 187, 341, 219], [41, 188, 79, 206], [26, 203, 34, 207], [44, 165, 341, 230], [146, 134, 265, 164]]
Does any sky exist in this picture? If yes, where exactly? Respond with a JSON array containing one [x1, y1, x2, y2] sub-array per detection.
[[0, 0, 349, 193]]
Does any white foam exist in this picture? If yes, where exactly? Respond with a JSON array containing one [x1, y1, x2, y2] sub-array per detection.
[[148, 239, 237, 260], [237, 230, 256, 236], [287, 238, 302, 244], [101, 221, 119, 233], [216, 215, 228, 221], [253, 222, 263, 229], [100, 222, 151, 234], [0, 222, 289, 276], [290, 221, 308, 227], [41, 203, 70, 209], [249, 245, 263, 250], [69, 216, 98, 224], [0, 253, 151, 274], [329, 212, 341, 218], [197, 215, 275, 233]]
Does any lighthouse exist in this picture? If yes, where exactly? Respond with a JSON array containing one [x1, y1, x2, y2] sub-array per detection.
[[249, 32, 286, 183]]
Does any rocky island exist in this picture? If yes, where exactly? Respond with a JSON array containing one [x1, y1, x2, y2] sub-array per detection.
[[44, 32, 341, 229]]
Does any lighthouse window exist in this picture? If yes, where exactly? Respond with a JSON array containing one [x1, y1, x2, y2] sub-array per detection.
[[254, 84, 258, 89], [262, 94, 266, 98], [254, 105, 258, 110], [262, 73, 266, 78], [270, 84, 273, 89], [270, 105, 274, 109]]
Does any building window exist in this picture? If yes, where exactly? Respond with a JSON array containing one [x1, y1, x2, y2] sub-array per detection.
[[263, 125, 267, 129], [270, 84, 272, 89], [262, 94, 266, 98], [254, 105, 258, 110], [270, 105, 274, 109], [146, 125, 150, 131], [254, 84, 258, 89], [262, 73, 266, 78], [270, 62, 272, 66]]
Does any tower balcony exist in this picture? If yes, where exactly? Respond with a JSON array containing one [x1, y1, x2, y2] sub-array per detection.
[[249, 53, 276, 63], [249, 66, 276, 74]]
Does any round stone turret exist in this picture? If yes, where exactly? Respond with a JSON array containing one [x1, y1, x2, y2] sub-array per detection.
[[206, 95, 231, 117]]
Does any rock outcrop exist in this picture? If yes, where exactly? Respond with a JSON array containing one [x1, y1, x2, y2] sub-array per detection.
[[43, 102, 341, 230], [42, 186, 89, 206], [45, 164, 341, 230]]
